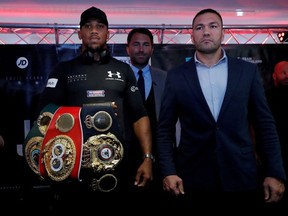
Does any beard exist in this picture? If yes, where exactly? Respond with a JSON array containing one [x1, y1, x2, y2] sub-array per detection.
[[86, 46, 101, 53], [86, 44, 106, 53], [196, 43, 220, 54]]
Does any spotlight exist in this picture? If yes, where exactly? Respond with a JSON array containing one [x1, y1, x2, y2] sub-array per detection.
[[277, 31, 288, 42]]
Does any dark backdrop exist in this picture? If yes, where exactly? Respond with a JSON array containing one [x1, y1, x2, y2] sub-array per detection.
[[0, 43, 287, 189]]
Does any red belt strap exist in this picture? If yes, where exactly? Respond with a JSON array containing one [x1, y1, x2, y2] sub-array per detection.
[[39, 106, 83, 181]]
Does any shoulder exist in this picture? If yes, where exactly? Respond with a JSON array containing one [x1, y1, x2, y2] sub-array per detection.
[[56, 56, 80, 68], [150, 66, 167, 75], [150, 67, 167, 82], [169, 58, 195, 73], [227, 56, 259, 77], [107, 57, 132, 70], [227, 55, 256, 68], [109, 57, 130, 66]]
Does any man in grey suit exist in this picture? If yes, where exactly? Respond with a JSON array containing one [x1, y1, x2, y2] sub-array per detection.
[[156, 8, 286, 213], [126, 27, 170, 210]]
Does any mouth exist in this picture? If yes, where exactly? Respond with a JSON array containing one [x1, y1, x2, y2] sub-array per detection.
[[90, 37, 100, 41], [136, 53, 146, 58], [201, 38, 212, 43]]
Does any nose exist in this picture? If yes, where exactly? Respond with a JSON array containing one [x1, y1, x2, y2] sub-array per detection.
[[139, 45, 144, 51], [203, 27, 210, 35]]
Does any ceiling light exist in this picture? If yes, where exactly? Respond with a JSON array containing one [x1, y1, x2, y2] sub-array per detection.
[[236, 11, 243, 16], [277, 32, 288, 42]]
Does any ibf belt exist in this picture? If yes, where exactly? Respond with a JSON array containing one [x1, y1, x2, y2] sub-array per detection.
[[81, 102, 124, 192], [39, 106, 83, 181], [23, 103, 58, 177]]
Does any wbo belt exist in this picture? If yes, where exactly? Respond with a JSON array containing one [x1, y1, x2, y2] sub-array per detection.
[[23, 102, 124, 192]]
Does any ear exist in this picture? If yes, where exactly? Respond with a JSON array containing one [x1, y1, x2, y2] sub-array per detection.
[[191, 31, 194, 44], [126, 46, 130, 56], [221, 29, 225, 42], [106, 31, 110, 41], [272, 72, 276, 81], [78, 30, 82, 40]]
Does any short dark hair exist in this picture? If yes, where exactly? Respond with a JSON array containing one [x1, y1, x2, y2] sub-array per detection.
[[127, 28, 154, 45], [192, 8, 223, 28]]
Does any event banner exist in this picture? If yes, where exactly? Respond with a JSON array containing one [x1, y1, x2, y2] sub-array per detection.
[[0, 43, 287, 188]]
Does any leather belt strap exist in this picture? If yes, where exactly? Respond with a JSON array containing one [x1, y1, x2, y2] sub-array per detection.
[[81, 102, 124, 142]]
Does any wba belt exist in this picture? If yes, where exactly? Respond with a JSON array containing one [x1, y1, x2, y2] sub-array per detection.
[[81, 103, 124, 172], [80, 103, 124, 192], [23, 102, 124, 192]]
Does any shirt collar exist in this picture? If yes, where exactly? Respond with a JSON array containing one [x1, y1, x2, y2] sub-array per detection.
[[130, 64, 150, 76], [194, 48, 227, 66]]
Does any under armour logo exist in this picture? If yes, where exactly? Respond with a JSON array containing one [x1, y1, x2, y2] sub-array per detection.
[[107, 71, 121, 79]]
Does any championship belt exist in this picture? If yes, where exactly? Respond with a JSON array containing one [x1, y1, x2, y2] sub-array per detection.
[[39, 106, 83, 181], [24, 102, 124, 192], [81, 102, 124, 192], [23, 103, 58, 177]]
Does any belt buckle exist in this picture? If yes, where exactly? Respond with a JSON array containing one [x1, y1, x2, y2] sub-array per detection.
[[81, 133, 124, 172]]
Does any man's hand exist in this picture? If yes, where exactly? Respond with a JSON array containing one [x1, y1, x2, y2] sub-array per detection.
[[134, 159, 153, 187], [263, 176, 285, 203], [163, 175, 185, 196]]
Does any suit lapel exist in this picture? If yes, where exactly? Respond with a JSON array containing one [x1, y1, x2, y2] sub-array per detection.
[[218, 57, 241, 119], [183, 57, 242, 122], [183, 59, 214, 118]]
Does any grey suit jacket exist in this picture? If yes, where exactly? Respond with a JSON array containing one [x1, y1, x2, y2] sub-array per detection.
[[151, 66, 181, 145], [150, 66, 167, 120]]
